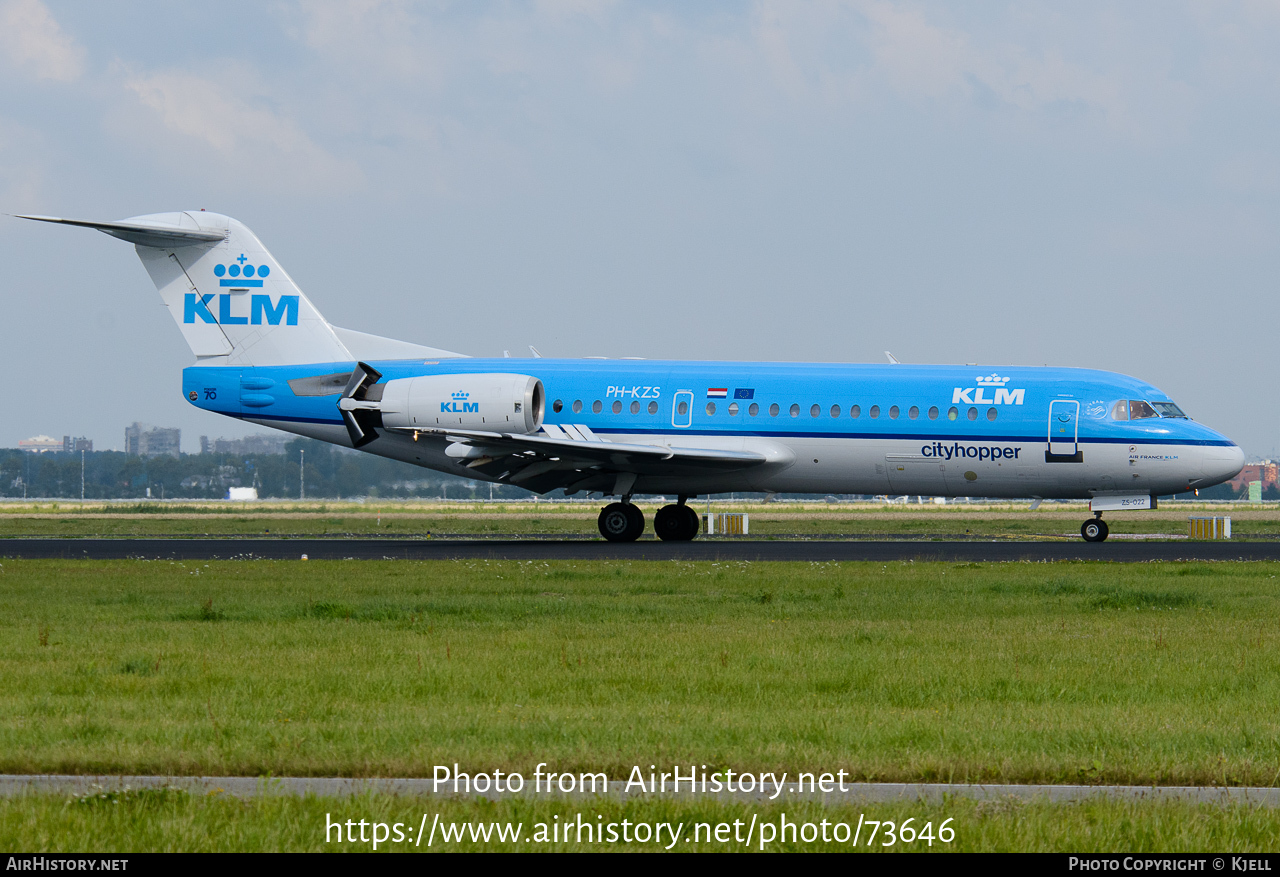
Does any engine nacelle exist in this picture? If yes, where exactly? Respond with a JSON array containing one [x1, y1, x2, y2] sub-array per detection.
[[378, 373, 544, 434]]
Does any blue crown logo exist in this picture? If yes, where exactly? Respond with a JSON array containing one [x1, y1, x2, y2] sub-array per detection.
[[213, 254, 270, 287], [452, 391, 470, 400]]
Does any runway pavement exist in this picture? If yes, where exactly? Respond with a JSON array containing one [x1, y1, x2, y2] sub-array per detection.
[[1, 774, 1276, 805], [3, 537, 1280, 561]]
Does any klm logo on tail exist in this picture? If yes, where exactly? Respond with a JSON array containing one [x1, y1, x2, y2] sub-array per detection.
[[184, 293, 298, 326], [442, 391, 478, 413], [213, 254, 270, 287], [183, 253, 297, 326]]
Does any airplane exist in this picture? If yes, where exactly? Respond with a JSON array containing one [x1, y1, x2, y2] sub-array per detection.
[[17, 211, 1245, 542]]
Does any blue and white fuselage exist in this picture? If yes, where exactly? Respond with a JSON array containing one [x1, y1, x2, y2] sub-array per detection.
[[183, 359, 1242, 500], [22, 210, 1244, 541]]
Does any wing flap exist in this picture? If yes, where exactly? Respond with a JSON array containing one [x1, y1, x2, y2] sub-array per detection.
[[395, 425, 767, 472]]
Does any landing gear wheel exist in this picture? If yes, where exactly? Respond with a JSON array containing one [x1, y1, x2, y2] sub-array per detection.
[[655, 504, 701, 541], [598, 502, 645, 542], [1081, 519, 1109, 543], [680, 504, 700, 539]]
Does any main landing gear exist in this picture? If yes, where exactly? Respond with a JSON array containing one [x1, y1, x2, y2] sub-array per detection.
[[653, 502, 700, 542], [598, 501, 645, 542], [1081, 513, 1110, 543], [597, 497, 700, 543]]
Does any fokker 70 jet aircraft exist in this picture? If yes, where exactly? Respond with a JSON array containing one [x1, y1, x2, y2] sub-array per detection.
[[19, 211, 1245, 542]]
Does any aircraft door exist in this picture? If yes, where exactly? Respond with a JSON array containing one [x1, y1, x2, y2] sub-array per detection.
[[1047, 399, 1082, 462], [886, 455, 948, 495], [672, 390, 693, 428]]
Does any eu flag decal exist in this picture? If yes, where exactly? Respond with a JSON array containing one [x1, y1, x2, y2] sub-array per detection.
[[734, 388, 755, 399]]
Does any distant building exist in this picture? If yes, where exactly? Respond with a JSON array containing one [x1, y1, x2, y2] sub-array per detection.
[[199, 433, 290, 455], [124, 422, 181, 458], [18, 435, 63, 453], [63, 436, 92, 453], [1229, 461, 1280, 493]]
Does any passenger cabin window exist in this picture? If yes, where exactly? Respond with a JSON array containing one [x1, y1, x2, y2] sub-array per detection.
[[1151, 401, 1188, 419], [728, 402, 739, 416], [749, 403, 759, 416], [810, 404, 820, 417], [1111, 400, 1129, 421], [790, 404, 800, 417], [553, 399, 563, 413], [612, 400, 622, 414], [869, 405, 880, 419], [648, 401, 658, 414], [987, 407, 998, 421], [947, 407, 958, 421], [706, 402, 716, 416], [630, 400, 640, 414], [769, 403, 780, 417], [1129, 400, 1159, 420], [850, 405, 860, 418], [572, 400, 583, 413], [967, 407, 978, 421], [889, 406, 899, 419], [830, 404, 840, 418], [928, 406, 939, 420], [677, 400, 688, 416], [908, 406, 919, 420], [592, 400, 603, 414]]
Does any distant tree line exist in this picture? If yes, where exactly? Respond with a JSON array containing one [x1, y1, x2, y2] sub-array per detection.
[[0, 439, 531, 500], [0, 439, 1262, 502]]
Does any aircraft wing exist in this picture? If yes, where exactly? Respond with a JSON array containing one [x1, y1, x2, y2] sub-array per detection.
[[387, 423, 767, 494]]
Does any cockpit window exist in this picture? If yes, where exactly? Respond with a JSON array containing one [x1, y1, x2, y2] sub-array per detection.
[[1150, 401, 1187, 419], [1129, 400, 1159, 420], [1113, 399, 1187, 420]]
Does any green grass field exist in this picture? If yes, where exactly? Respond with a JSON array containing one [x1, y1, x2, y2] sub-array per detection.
[[4, 555, 1280, 851], [3, 558, 1280, 783], [0, 499, 1277, 539]]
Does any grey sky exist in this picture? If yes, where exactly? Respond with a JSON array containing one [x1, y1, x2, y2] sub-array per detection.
[[1, 1, 1277, 454]]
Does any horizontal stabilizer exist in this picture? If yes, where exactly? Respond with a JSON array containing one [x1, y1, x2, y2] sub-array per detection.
[[14, 214, 225, 247]]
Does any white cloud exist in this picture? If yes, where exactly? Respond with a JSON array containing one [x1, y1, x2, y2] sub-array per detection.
[[0, 116, 45, 213], [534, 0, 618, 24], [123, 69, 364, 194], [850, 2, 1125, 118], [0, 0, 84, 82], [286, 0, 444, 83]]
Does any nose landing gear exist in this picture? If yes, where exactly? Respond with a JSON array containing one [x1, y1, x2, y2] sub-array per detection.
[[1081, 514, 1109, 543]]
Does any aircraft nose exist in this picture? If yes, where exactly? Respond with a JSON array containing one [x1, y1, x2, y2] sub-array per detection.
[[1201, 444, 1245, 486]]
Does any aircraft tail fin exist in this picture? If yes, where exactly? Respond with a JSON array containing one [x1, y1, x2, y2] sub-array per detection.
[[17, 211, 462, 367]]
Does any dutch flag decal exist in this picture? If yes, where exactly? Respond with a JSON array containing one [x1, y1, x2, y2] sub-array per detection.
[[707, 388, 728, 398]]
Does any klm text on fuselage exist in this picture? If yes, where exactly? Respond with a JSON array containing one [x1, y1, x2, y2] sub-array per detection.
[[952, 387, 1025, 405]]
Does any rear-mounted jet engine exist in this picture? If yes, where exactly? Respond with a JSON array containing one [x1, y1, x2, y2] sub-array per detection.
[[339, 366, 545, 447]]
